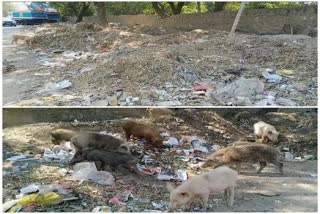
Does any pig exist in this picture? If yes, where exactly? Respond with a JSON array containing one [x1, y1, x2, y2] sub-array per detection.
[[11, 34, 34, 46], [70, 132, 128, 164], [254, 121, 279, 144], [167, 166, 237, 211], [50, 129, 78, 144], [202, 144, 284, 174], [122, 120, 163, 148], [75, 149, 143, 175]]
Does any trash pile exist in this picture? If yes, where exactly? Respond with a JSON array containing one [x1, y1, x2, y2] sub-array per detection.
[[3, 183, 76, 212], [2, 109, 317, 212], [4, 23, 317, 106]]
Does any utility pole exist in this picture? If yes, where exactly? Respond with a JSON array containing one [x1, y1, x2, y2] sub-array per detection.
[[229, 2, 247, 37]]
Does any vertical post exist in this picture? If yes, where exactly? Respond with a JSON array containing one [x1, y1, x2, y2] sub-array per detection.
[[228, 2, 246, 37]]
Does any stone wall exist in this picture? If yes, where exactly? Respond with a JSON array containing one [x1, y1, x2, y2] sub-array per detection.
[[79, 5, 317, 35], [3, 108, 147, 128]]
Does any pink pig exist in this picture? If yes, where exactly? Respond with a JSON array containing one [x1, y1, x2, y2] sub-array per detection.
[[167, 166, 238, 211]]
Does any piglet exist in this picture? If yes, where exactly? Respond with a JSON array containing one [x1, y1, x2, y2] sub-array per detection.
[[167, 166, 237, 211]]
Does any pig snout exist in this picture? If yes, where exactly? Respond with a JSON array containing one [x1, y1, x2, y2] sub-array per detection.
[[168, 201, 177, 212]]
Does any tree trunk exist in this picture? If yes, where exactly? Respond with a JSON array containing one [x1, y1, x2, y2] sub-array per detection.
[[95, 2, 108, 26], [76, 2, 90, 23], [151, 2, 169, 18], [168, 2, 185, 15], [213, 2, 227, 12], [197, 2, 201, 13]]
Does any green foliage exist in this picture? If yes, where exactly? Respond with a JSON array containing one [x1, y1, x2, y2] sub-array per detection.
[[3, 2, 14, 17], [181, 2, 208, 14], [105, 2, 149, 15], [48, 2, 308, 18], [204, 2, 215, 12], [49, 2, 95, 17], [225, 2, 305, 11]]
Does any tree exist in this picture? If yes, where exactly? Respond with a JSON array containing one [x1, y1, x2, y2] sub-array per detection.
[[76, 2, 91, 22], [197, 2, 201, 13], [49, 2, 95, 22], [95, 2, 108, 26], [167, 2, 185, 15], [212, 2, 227, 12], [151, 2, 185, 18], [3, 2, 14, 17], [105, 2, 148, 15], [151, 2, 169, 18]]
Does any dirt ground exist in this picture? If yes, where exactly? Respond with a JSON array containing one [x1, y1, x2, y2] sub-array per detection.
[[3, 23, 317, 106], [2, 108, 317, 212]]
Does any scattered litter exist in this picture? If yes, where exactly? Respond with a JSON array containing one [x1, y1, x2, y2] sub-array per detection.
[[17, 51, 28, 55], [151, 201, 166, 210], [41, 147, 74, 164], [9, 192, 63, 212], [303, 155, 314, 160], [67, 162, 115, 185], [6, 155, 27, 161], [136, 164, 161, 175], [192, 85, 209, 92], [276, 69, 294, 77], [20, 184, 40, 195], [284, 152, 294, 161], [109, 197, 123, 205], [262, 70, 283, 83], [36, 59, 66, 67], [211, 145, 222, 152], [213, 78, 264, 104], [92, 206, 113, 212], [276, 98, 297, 106], [163, 137, 179, 147], [258, 191, 280, 197], [37, 80, 72, 95], [156, 101, 182, 106], [122, 191, 135, 202], [157, 169, 187, 181], [3, 199, 19, 212]]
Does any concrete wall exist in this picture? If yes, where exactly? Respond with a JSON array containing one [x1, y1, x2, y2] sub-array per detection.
[[79, 6, 317, 35], [3, 108, 147, 128]]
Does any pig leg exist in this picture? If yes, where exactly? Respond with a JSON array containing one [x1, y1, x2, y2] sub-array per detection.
[[257, 161, 267, 174], [224, 189, 229, 202], [228, 186, 235, 207], [235, 162, 242, 174], [199, 194, 209, 212], [94, 161, 103, 170], [275, 161, 284, 175], [183, 200, 193, 211], [125, 132, 131, 141]]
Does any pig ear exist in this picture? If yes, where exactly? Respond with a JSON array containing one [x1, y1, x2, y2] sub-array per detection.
[[166, 182, 176, 192], [180, 192, 189, 197]]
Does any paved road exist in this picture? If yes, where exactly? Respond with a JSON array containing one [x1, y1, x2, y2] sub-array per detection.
[[3, 25, 40, 105]]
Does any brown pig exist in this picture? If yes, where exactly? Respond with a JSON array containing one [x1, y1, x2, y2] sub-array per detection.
[[75, 149, 143, 175], [167, 166, 237, 211], [254, 121, 279, 144], [122, 120, 163, 148], [202, 144, 284, 174], [50, 129, 78, 144]]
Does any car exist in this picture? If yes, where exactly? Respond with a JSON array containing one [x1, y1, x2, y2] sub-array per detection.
[[3, 20, 17, 27]]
